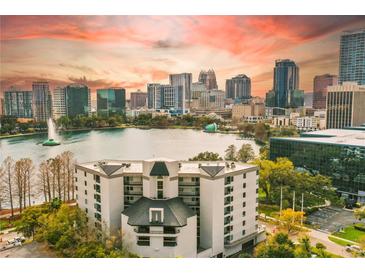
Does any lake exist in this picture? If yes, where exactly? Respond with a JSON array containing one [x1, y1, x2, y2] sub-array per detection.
[[0, 128, 260, 166]]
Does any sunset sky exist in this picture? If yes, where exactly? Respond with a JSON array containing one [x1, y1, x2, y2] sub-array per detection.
[[1, 15, 365, 98]]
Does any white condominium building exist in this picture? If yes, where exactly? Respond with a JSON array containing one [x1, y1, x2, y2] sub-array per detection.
[[75, 158, 264, 258]]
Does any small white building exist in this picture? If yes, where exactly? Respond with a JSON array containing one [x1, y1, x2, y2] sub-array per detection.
[[75, 158, 265, 258]]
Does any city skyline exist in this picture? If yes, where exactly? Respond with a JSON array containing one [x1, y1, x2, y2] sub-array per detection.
[[1, 16, 365, 98]]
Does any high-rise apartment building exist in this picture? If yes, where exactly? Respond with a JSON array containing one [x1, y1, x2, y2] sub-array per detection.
[[313, 74, 338, 109], [199, 89, 225, 110], [169, 73, 192, 110], [198, 69, 218, 90], [97, 88, 126, 117], [4, 87, 33, 118], [326, 82, 365, 129], [75, 158, 264, 258], [130, 90, 147, 109], [52, 86, 66, 120], [32, 81, 51, 122], [161, 85, 183, 110], [191, 82, 207, 99], [339, 29, 365, 85], [225, 74, 251, 101], [265, 59, 303, 108], [147, 84, 162, 109], [65, 84, 91, 117]]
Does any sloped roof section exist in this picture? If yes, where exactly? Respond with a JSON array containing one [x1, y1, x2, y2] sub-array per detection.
[[100, 164, 123, 176], [200, 165, 225, 177], [150, 161, 169, 176], [122, 197, 195, 227]]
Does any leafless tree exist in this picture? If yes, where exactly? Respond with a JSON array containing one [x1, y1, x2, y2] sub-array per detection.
[[1, 157, 15, 216], [61, 151, 75, 201]]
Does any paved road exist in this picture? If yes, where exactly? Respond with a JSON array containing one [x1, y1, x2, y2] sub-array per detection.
[[260, 220, 352, 258], [0, 241, 56, 258]]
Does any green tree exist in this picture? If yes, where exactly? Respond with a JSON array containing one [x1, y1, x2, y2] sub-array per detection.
[[224, 144, 237, 161], [295, 235, 312, 258], [16, 204, 51, 238], [278, 208, 305, 234], [255, 232, 295, 258], [189, 151, 223, 161], [254, 122, 268, 142], [236, 144, 255, 163]]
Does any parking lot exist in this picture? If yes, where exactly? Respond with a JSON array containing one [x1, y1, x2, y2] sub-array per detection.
[[306, 207, 357, 233]]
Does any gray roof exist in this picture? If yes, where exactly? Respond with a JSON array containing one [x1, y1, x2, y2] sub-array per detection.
[[150, 161, 170, 176], [122, 197, 195, 227], [200, 165, 225, 177], [100, 164, 123, 176]]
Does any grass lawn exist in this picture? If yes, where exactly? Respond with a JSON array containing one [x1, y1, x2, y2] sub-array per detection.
[[328, 235, 353, 246], [258, 204, 280, 217], [332, 225, 365, 243]]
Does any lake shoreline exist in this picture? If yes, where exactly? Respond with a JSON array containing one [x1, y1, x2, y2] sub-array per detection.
[[0, 124, 242, 140]]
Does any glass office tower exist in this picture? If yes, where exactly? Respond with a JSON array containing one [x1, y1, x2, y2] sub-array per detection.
[[339, 29, 365, 85], [97, 88, 126, 116], [65, 84, 91, 117]]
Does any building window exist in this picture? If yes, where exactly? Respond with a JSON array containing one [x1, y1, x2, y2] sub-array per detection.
[[256, 215, 259, 221], [95, 175, 100, 183], [95, 184, 101, 193], [157, 179, 163, 199], [163, 237, 177, 247], [76, 194, 78, 200], [242, 220, 246, 226], [75, 177, 78, 182], [242, 202, 246, 207], [84, 171, 87, 177], [75, 186, 78, 191], [243, 183, 246, 188], [137, 236, 150, 246], [242, 211, 246, 217], [163, 227, 176, 234], [85, 199, 88, 205], [256, 188, 258, 194], [94, 212, 101, 221], [85, 190, 87, 195], [75, 168, 77, 173], [256, 170, 259, 175], [85, 208, 88, 214], [84, 181, 87, 186], [243, 173, 246, 179], [149, 208, 164, 223], [94, 203, 101, 212], [94, 194, 101, 203], [242, 230, 246, 236], [242, 192, 246, 198], [225, 176, 234, 185]]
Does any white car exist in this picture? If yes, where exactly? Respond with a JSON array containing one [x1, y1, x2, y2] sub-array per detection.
[[346, 245, 362, 253]]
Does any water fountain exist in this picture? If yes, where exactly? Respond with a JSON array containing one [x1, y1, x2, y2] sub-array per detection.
[[42, 118, 61, 146]]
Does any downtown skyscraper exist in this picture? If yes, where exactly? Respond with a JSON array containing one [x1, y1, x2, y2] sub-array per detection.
[[225, 74, 251, 101], [339, 29, 365, 85], [169, 73, 192, 111], [32, 81, 51, 122], [198, 69, 218, 90], [313, 74, 338, 109], [265, 59, 303, 109]]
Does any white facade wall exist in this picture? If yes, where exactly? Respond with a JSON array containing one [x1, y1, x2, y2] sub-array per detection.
[[75, 159, 261, 258], [122, 215, 197, 258]]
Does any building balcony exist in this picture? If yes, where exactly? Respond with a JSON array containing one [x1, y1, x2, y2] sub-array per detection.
[[124, 181, 143, 186], [178, 182, 200, 186], [124, 190, 143, 195]]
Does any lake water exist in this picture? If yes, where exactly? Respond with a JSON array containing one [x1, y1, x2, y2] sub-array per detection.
[[0, 128, 260, 166]]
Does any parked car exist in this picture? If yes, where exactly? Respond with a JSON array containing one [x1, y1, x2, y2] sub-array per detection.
[[346, 245, 362, 253]]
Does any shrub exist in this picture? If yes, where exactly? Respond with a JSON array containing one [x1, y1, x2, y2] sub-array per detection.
[[354, 223, 365, 232]]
